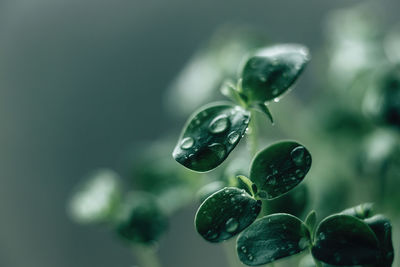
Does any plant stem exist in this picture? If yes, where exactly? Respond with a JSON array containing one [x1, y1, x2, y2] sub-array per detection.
[[132, 244, 161, 267], [247, 111, 259, 157]]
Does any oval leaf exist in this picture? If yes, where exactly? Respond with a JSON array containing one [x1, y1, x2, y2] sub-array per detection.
[[364, 215, 394, 267], [115, 192, 168, 244], [250, 141, 312, 199], [173, 103, 251, 172], [237, 213, 311, 266], [195, 187, 261, 243], [312, 214, 380, 266], [68, 169, 121, 224], [241, 44, 310, 104]]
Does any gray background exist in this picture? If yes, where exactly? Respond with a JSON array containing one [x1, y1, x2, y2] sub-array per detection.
[[0, 1, 399, 267]]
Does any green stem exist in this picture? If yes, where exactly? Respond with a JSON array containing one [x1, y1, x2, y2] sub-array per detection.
[[132, 244, 161, 267], [247, 111, 259, 157]]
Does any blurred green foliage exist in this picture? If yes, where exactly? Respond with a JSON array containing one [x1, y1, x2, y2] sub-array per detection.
[[68, 3, 400, 266]]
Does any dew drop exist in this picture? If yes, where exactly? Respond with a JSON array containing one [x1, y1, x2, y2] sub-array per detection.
[[225, 218, 239, 233], [273, 97, 280, 103], [241, 246, 247, 253], [266, 175, 277, 185], [295, 169, 305, 178], [228, 131, 240, 145], [209, 114, 230, 134], [291, 146, 305, 166], [180, 137, 194, 149], [248, 254, 254, 261]]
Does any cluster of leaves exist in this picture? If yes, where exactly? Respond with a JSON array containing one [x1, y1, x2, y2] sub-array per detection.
[[172, 41, 394, 266]]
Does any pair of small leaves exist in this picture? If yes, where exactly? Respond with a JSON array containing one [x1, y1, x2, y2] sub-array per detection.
[[312, 208, 394, 266], [173, 44, 310, 172]]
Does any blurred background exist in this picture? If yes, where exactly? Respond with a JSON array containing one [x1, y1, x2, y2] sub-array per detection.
[[1, 0, 400, 267]]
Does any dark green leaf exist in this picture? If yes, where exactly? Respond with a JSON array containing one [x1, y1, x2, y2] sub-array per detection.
[[237, 213, 311, 266], [363, 65, 400, 128], [173, 102, 251, 172], [340, 203, 374, 219], [237, 175, 256, 196], [305, 210, 317, 235], [195, 187, 261, 243], [241, 44, 310, 104], [364, 215, 394, 267], [312, 214, 380, 266], [115, 192, 168, 244], [252, 102, 274, 124], [250, 141, 312, 199]]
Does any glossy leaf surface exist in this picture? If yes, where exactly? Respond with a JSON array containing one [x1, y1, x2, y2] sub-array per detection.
[[250, 141, 312, 199], [195, 187, 261, 243], [237, 213, 311, 266], [115, 192, 168, 244], [241, 44, 310, 103], [312, 214, 380, 266], [173, 103, 251, 172]]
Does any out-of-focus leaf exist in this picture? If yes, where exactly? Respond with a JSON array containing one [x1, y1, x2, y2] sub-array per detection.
[[115, 192, 168, 244], [312, 214, 380, 266], [364, 215, 394, 267], [68, 169, 121, 224]]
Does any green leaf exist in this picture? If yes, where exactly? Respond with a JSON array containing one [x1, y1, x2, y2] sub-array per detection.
[[173, 102, 251, 172], [220, 80, 247, 106], [364, 215, 394, 267], [340, 203, 374, 219], [252, 102, 274, 124], [250, 141, 312, 199], [312, 214, 380, 266], [241, 44, 310, 104], [195, 187, 261, 243], [305, 210, 317, 235], [363, 65, 400, 128], [237, 175, 256, 196], [115, 192, 168, 244], [236, 213, 311, 266], [68, 169, 121, 224]]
